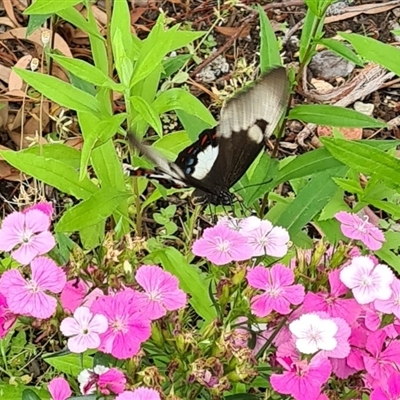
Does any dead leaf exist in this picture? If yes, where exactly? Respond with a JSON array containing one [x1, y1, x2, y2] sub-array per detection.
[[0, 28, 73, 57], [0, 64, 11, 84], [131, 7, 146, 24], [3, 0, 20, 28], [8, 55, 33, 92], [215, 25, 251, 38], [0, 102, 9, 128], [317, 126, 363, 140], [0, 160, 23, 182], [8, 129, 48, 149]]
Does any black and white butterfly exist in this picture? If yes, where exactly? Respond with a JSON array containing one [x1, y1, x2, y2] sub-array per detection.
[[128, 67, 289, 206]]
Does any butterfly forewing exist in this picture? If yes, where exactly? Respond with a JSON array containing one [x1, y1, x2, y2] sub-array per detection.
[[128, 66, 289, 205]]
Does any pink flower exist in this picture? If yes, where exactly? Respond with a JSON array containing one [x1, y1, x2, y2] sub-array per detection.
[[375, 278, 400, 319], [135, 265, 186, 320], [0, 209, 56, 265], [98, 368, 126, 395], [23, 202, 53, 218], [48, 377, 72, 400], [78, 365, 108, 395], [116, 388, 161, 400], [303, 269, 362, 325], [0, 257, 66, 319], [241, 217, 290, 257], [60, 279, 88, 313], [90, 288, 151, 359], [60, 306, 108, 353], [370, 370, 400, 400], [247, 264, 305, 317], [0, 293, 17, 338], [340, 256, 394, 305], [335, 211, 385, 250], [192, 224, 253, 265], [270, 353, 332, 400], [362, 330, 400, 385]]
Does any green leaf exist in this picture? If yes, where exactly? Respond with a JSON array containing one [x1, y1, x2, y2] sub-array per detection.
[[333, 177, 363, 195], [276, 166, 348, 236], [23, 143, 81, 168], [289, 104, 387, 128], [317, 38, 363, 66], [13, 69, 102, 114], [0, 150, 97, 200], [299, 8, 318, 63], [321, 137, 400, 188], [50, 54, 122, 91], [368, 199, 400, 218], [22, 389, 42, 400], [56, 189, 130, 232], [26, 14, 51, 36], [161, 54, 192, 78], [78, 112, 126, 180], [131, 96, 162, 136], [340, 32, 400, 76], [165, 26, 204, 53], [304, 0, 319, 15], [24, 0, 81, 14], [175, 110, 213, 142], [154, 88, 216, 127], [147, 247, 216, 323], [43, 353, 93, 375], [57, 7, 103, 40], [153, 131, 191, 159], [257, 5, 281, 72]]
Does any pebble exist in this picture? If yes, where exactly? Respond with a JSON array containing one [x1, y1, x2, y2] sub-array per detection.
[[309, 50, 355, 80], [354, 101, 374, 117]]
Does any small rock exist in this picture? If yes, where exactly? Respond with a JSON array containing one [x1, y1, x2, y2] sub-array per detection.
[[309, 50, 355, 80], [196, 54, 230, 83], [393, 7, 400, 18], [354, 101, 374, 117], [311, 78, 334, 93], [289, 120, 303, 133]]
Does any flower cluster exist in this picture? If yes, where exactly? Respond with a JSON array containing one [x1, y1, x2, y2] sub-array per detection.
[[1, 203, 396, 400], [192, 216, 290, 265]]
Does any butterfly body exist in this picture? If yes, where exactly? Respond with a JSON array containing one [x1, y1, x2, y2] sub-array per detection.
[[129, 67, 289, 205]]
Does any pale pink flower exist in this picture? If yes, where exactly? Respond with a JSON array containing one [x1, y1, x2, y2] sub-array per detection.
[[303, 269, 362, 325], [90, 288, 151, 359], [0, 257, 66, 319], [135, 265, 186, 320], [335, 211, 385, 250], [60, 306, 108, 353], [340, 256, 394, 305], [270, 353, 332, 400], [23, 202, 53, 218], [98, 368, 126, 395], [370, 370, 400, 400], [247, 264, 305, 317], [241, 218, 290, 257], [363, 304, 382, 331], [116, 388, 161, 400], [317, 313, 351, 359], [0, 293, 17, 338], [375, 278, 400, 319], [0, 209, 55, 265], [48, 377, 71, 400], [192, 224, 253, 265], [289, 313, 338, 354]]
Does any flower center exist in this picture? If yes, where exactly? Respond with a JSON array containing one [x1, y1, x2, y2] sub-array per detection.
[[357, 216, 370, 233], [266, 287, 282, 298], [147, 290, 162, 301], [20, 229, 34, 244], [25, 279, 40, 293], [111, 317, 127, 333], [216, 238, 230, 253], [361, 275, 373, 287]]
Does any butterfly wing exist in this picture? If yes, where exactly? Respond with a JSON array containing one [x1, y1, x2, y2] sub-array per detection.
[[190, 67, 289, 195]]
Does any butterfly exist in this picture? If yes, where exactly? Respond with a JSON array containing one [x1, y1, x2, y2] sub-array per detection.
[[128, 66, 289, 206]]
